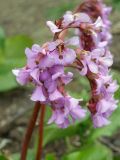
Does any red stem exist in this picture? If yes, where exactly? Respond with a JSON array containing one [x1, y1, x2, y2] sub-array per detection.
[[20, 102, 41, 160], [36, 104, 46, 160]]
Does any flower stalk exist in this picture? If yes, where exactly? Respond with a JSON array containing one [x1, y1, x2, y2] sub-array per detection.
[[36, 104, 46, 160], [20, 102, 40, 160]]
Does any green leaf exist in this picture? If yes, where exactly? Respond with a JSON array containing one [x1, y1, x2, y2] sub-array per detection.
[[0, 34, 33, 91], [62, 142, 113, 160], [43, 124, 78, 146], [0, 27, 5, 50], [0, 58, 25, 75], [0, 71, 18, 91], [43, 112, 89, 146], [0, 58, 25, 91], [45, 153, 56, 160], [5, 35, 33, 58], [62, 151, 80, 160]]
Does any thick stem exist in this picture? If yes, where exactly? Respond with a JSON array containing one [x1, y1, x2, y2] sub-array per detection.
[[36, 104, 46, 160], [20, 102, 40, 160]]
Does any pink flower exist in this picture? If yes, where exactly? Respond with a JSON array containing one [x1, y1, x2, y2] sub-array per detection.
[[79, 52, 99, 75], [31, 86, 46, 102], [96, 74, 119, 96], [12, 68, 31, 85], [92, 114, 110, 128], [62, 11, 74, 27], [48, 97, 86, 128], [79, 48, 113, 76], [92, 98, 118, 128]]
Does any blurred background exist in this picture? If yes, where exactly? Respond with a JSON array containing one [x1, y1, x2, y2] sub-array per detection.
[[0, 0, 120, 160]]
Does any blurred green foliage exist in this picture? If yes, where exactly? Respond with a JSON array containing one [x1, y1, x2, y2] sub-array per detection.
[[45, 154, 56, 160], [62, 142, 113, 160], [0, 27, 33, 91], [111, 0, 120, 8], [0, 152, 10, 160], [44, 1, 79, 20]]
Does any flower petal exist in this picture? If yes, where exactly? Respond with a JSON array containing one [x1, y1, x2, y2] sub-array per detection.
[[49, 89, 63, 101], [12, 69, 20, 76], [46, 21, 62, 33], [93, 114, 110, 128], [88, 62, 98, 74], [66, 36, 80, 47], [31, 86, 46, 102], [97, 99, 110, 113], [63, 48, 76, 64]]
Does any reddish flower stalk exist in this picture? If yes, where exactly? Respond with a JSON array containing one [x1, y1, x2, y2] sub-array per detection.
[[20, 102, 41, 160], [36, 104, 46, 160]]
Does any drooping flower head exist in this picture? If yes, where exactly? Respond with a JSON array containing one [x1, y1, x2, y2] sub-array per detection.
[[13, 0, 118, 128]]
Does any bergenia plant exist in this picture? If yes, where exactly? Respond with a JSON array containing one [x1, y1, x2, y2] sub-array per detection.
[[12, 0, 119, 159]]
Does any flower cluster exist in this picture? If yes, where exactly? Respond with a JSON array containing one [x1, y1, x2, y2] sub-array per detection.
[[13, 41, 86, 128], [13, 0, 118, 128], [75, 0, 119, 127]]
